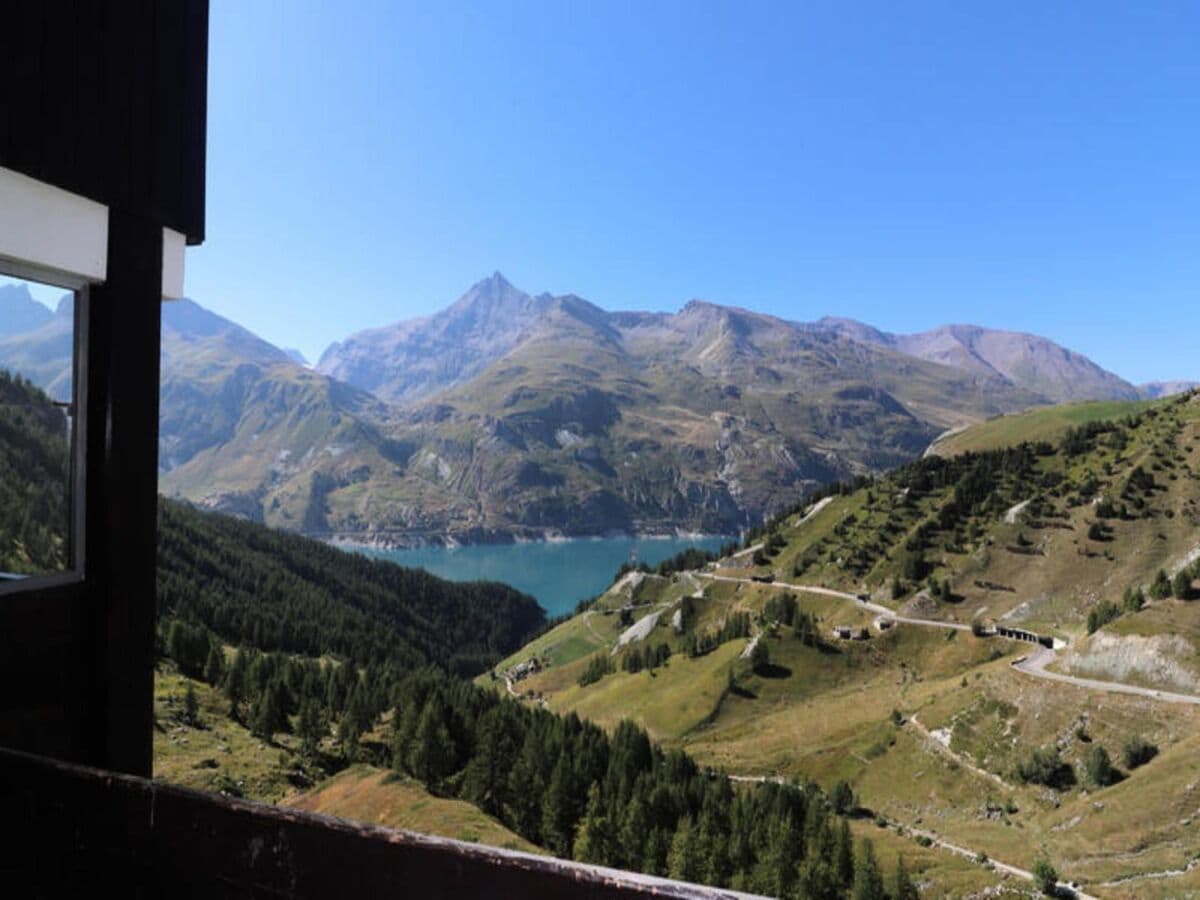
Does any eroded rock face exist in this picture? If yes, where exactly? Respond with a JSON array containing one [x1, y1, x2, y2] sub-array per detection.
[[1063, 632, 1200, 694]]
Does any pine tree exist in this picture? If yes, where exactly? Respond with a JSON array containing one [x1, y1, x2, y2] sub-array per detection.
[[894, 855, 919, 900], [750, 639, 770, 674], [851, 838, 886, 900], [337, 709, 361, 761], [541, 756, 578, 857], [461, 707, 515, 817], [505, 732, 546, 843], [225, 647, 249, 718], [666, 815, 701, 883], [204, 643, 225, 686], [298, 699, 325, 760], [410, 695, 453, 785], [833, 818, 854, 886], [182, 683, 200, 727], [573, 783, 615, 866], [251, 681, 283, 741]]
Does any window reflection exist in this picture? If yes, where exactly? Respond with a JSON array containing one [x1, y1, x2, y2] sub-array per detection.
[[0, 275, 76, 580]]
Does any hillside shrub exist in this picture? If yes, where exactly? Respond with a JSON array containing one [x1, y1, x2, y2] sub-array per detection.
[[1015, 746, 1075, 789], [1149, 569, 1172, 600], [578, 653, 614, 687], [1032, 857, 1059, 895], [1123, 735, 1158, 769], [1086, 599, 1120, 635], [1085, 745, 1118, 787]]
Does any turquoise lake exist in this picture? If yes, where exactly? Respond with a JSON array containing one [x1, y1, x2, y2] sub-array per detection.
[[357, 535, 732, 618]]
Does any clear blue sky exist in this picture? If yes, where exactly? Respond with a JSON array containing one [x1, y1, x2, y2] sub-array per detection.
[[185, 1, 1199, 382]]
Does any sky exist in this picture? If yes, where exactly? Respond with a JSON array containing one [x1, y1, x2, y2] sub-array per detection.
[[177, 1, 1199, 382]]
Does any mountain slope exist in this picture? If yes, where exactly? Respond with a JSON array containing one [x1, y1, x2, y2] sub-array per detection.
[[812, 317, 1140, 403], [492, 390, 1200, 894], [158, 497, 546, 674], [308, 276, 1048, 540]]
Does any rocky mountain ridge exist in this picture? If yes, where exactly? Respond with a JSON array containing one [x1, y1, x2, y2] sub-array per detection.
[[1, 273, 1189, 543]]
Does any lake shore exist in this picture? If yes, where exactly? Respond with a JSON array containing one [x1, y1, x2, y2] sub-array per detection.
[[340, 533, 735, 618]]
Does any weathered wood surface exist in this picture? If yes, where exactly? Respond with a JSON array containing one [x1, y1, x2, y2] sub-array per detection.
[[0, 746, 765, 900]]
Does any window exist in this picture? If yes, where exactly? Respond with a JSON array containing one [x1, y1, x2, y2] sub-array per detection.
[[0, 271, 85, 589]]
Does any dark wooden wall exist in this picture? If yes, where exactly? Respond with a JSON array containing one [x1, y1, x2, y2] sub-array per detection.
[[0, 747, 748, 900], [0, 1, 209, 243], [0, 3, 207, 776]]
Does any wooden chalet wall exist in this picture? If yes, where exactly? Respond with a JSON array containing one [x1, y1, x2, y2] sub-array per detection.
[[0, 1, 209, 776]]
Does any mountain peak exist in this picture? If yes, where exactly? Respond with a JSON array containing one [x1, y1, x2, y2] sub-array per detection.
[[0, 282, 55, 339]]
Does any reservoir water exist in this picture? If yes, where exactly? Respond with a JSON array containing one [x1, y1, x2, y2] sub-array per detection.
[[357, 535, 732, 618]]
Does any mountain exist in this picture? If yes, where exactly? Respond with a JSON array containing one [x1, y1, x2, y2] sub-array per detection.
[[0, 294, 74, 401], [306, 275, 1054, 539], [156, 299, 403, 529], [316, 272, 560, 405], [0, 274, 1174, 542], [1139, 380, 1200, 399], [0, 283, 54, 339], [810, 318, 1141, 404], [283, 348, 309, 367]]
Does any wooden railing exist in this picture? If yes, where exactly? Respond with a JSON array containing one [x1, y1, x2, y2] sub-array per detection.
[[0, 745, 762, 899]]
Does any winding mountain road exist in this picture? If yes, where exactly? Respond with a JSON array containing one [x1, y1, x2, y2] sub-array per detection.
[[698, 572, 1200, 705], [1012, 645, 1200, 706]]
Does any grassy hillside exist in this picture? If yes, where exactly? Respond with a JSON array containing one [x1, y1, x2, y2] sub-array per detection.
[[490, 390, 1200, 895], [282, 765, 542, 853], [929, 398, 1155, 456]]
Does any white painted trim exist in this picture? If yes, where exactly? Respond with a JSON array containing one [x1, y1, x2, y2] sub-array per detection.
[[162, 227, 186, 300], [0, 166, 108, 286]]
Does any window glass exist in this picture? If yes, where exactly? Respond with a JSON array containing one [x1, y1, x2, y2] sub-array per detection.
[[0, 273, 77, 581]]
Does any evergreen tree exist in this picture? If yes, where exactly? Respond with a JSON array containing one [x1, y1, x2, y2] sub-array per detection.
[[750, 639, 770, 673], [204, 643, 225, 685], [182, 683, 200, 727], [797, 857, 840, 900], [1085, 744, 1116, 787], [461, 706, 516, 817], [225, 647, 250, 718], [337, 709, 361, 760], [298, 699, 325, 760], [1174, 569, 1193, 600], [251, 679, 286, 741], [541, 756, 579, 857], [851, 838, 886, 900], [1150, 568, 1172, 599], [894, 855, 919, 900], [833, 818, 854, 886], [666, 815, 701, 883], [410, 694, 454, 784], [573, 783, 616, 866], [505, 732, 546, 843]]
